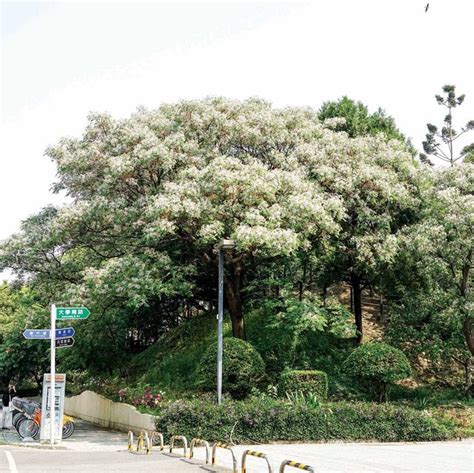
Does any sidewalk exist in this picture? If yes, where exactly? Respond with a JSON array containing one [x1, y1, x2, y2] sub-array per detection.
[[0, 413, 128, 452]]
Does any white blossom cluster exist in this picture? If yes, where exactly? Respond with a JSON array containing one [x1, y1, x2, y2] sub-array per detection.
[[1, 98, 434, 310]]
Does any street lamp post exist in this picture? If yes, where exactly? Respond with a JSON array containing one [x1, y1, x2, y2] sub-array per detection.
[[217, 239, 235, 404]]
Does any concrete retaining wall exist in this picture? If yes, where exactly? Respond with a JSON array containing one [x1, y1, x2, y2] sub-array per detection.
[[64, 390, 156, 433]]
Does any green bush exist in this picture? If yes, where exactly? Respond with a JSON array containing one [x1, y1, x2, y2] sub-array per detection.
[[196, 337, 266, 400], [155, 398, 452, 443], [278, 370, 328, 400], [246, 296, 354, 382], [343, 342, 412, 402]]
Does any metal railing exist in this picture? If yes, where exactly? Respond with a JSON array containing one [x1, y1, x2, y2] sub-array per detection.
[[241, 449, 274, 473], [150, 431, 164, 451], [279, 460, 315, 473], [169, 435, 188, 457], [129, 431, 316, 473], [136, 430, 151, 454], [189, 438, 211, 463], [127, 431, 134, 452], [211, 442, 238, 473]]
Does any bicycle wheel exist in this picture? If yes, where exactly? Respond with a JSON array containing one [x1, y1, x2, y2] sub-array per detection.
[[62, 420, 75, 439], [17, 417, 39, 439], [13, 414, 26, 430]]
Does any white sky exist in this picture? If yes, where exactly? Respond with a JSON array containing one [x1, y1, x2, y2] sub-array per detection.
[[1, 0, 473, 251]]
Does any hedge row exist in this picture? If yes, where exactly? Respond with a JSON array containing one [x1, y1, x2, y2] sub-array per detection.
[[155, 398, 450, 443], [278, 370, 328, 399]]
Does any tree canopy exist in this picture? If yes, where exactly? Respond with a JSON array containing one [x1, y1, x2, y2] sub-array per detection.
[[0, 97, 471, 391], [0, 98, 418, 345]]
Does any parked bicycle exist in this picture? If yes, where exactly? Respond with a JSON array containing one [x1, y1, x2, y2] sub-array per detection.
[[11, 397, 75, 440]]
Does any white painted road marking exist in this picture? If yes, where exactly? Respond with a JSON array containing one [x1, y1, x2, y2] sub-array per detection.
[[5, 451, 18, 473]]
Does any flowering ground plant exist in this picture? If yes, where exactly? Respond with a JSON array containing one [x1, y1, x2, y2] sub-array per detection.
[[117, 385, 165, 409]]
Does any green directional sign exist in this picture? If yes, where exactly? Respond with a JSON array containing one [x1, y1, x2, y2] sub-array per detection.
[[56, 307, 90, 320]]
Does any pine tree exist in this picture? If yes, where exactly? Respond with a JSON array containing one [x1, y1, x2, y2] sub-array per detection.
[[421, 85, 474, 166]]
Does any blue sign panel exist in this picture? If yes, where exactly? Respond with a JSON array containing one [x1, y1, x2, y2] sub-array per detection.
[[22, 328, 75, 339], [23, 329, 50, 339], [55, 327, 75, 339]]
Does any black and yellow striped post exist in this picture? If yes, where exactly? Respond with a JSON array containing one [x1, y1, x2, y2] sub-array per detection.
[[279, 459, 315, 473], [211, 442, 238, 473], [241, 449, 274, 473]]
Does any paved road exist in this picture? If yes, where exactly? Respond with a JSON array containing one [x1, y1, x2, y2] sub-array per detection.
[[220, 441, 473, 473], [0, 448, 228, 473], [1, 440, 472, 473]]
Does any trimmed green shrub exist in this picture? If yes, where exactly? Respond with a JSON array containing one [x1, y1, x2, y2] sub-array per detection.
[[196, 337, 265, 400], [155, 398, 451, 443], [278, 370, 328, 400], [343, 342, 412, 402]]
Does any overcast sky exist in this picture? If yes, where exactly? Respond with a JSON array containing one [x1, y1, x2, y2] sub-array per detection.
[[1, 0, 473, 250]]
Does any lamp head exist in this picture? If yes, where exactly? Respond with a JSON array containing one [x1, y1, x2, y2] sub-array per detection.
[[219, 239, 235, 250]]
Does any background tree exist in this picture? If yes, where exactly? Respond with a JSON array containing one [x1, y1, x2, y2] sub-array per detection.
[[388, 164, 473, 392], [301, 134, 424, 343], [317, 97, 423, 343], [420, 85, 474, 166], [0, 284, 50, 390], [318, 96, 408, 143]]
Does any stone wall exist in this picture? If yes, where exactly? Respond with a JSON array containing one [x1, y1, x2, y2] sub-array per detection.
[[64, 390, 155, 432]]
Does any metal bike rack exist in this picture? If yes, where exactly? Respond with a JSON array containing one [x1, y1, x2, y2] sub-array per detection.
[[279, 459, 315, 473], [241, 449, 274, 473], [169, 435, 188, 457], [127, 431, 134, 452], [136, 430, 151, 454], [189, 438, 211, 464], [150, 431, 164, 451], [211, 442, 238, 473]]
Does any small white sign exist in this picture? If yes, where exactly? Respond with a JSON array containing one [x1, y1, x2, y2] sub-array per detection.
[[40, 373, 66, 442]]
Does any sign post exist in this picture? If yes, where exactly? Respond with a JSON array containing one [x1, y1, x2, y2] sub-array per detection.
[[50, 303, 56, 445], [23, 304, 89, 444]]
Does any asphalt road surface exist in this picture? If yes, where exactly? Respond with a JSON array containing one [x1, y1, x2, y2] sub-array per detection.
[[0, 448, 227, 473], [2, 440, 473, 473]]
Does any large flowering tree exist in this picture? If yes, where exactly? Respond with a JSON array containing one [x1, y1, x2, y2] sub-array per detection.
[[1, 99, 345, 340], [1, 98, 421, 347]]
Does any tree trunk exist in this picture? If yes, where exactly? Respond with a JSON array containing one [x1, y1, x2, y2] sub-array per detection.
[[464, 357, 473, 397], [350, 272, 363, 344], [462, 319, 474, 395], [460, 249, 472, 393], [225, 260, 245, 339], [378, 382, 388, 403], [463, 318, 474, 356], [33, 373, 42, 390]]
